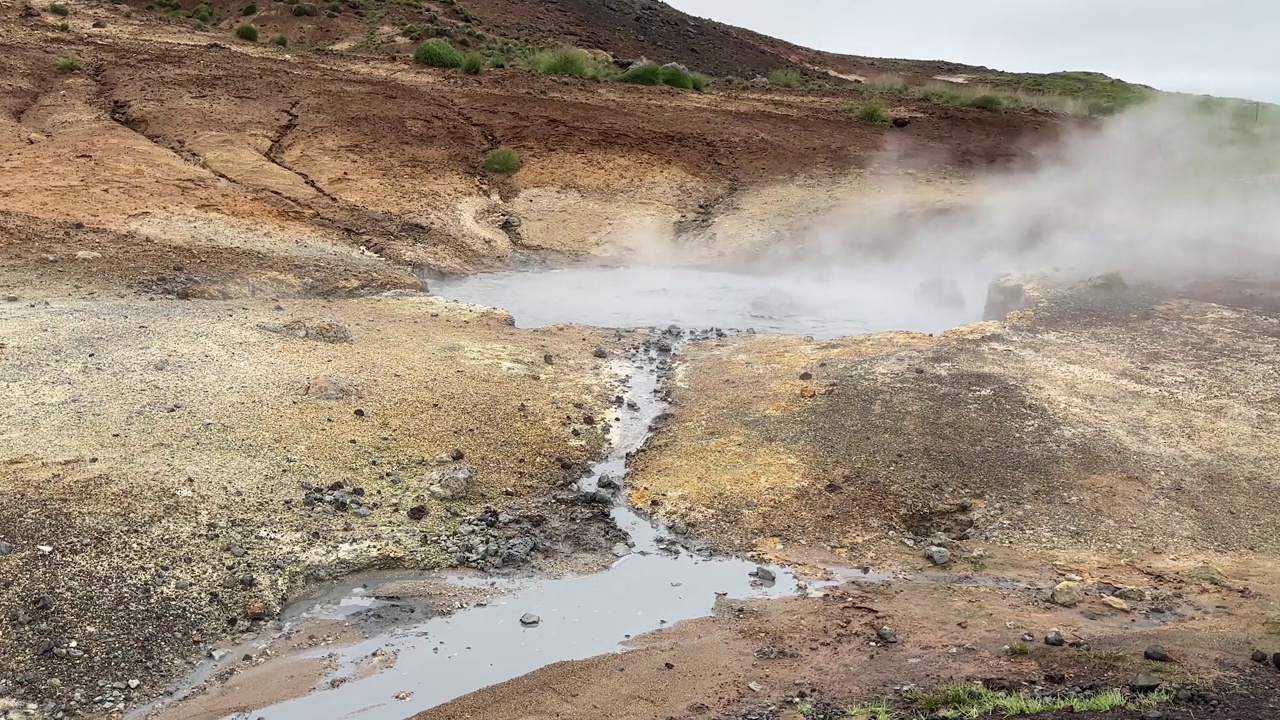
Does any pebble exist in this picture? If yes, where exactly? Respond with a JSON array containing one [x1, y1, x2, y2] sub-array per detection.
[[747, 681, 764, 692], [1142, 712, 1163, 720], [1102, 596, 1130, 612], [1044, 631, 1066, 647], [876, 626, 899, 644], [1250, 650, 1268, 663], [0, 540, 13, 556], [750, 566, 776, 582], [127, 680, 139, 689], [611, 543, 631, 558], [1049, 581, 1084, 607], [519, 613, 540, 627], [592, 348, 608, 359], [1021, 633, 1035, 643], [229, 545, 246, 557], [924, 546, 951, 565], [1143, 644, 1171, 662], [353, 507, 373, 518], [1130, 671, 1162, 693], [407, 505, 428, 521]]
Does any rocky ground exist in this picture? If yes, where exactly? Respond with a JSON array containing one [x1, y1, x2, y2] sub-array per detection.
[[2, 0, 1278, 718]]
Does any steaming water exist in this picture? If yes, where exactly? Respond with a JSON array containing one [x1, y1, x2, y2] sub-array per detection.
[[238, 352, 798, 720], [431, 265, 986, 337]]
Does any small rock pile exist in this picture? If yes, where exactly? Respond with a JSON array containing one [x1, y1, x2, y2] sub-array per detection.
[[430, 507, 537, 570]]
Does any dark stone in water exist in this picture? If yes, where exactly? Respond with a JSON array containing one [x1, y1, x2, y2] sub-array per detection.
[[519, 613, 540, 627]]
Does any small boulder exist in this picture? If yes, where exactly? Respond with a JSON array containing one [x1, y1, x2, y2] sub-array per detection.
[[406, 504, 428, 521], [1273, 652, 1280, 670], [1102, 596, 1131, 612], [519, 613, 540, 627], [1143, 644, 1171, 663], [75, 250, 102, 260], [876, 626, 899, 644], [1250, 650, 1268, 663], [428, 463, 474, 500], [1044, 631, 1066, 647], [0, 540, 14, 556], [1130, 671, 1162, 693], [750, 566, 776, 582], [91, 18, 106, 27], [1049, 581, 1084, 607], [924, 546, 951, 565]]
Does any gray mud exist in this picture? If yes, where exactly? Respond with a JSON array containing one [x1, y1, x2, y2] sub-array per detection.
[[431, 265, 985, 337]]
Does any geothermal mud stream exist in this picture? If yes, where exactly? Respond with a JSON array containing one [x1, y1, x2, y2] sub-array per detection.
[[224, 343, 798, 720]]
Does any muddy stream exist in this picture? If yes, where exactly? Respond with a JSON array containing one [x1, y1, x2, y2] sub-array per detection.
[[149, 265, 992, 720]]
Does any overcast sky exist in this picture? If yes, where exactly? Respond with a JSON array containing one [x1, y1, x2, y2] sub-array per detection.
[[666, 0, 1280, 103]]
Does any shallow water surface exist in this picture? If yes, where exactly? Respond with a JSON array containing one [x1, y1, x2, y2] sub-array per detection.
[[432, 265, 985, 337]]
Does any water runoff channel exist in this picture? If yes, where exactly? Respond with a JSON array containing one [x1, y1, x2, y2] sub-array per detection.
[[212, 264, 990, 720]]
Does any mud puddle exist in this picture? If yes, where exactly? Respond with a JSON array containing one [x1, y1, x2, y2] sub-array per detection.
[[430, 265, 985, 337], [183, 345, 797, 720]]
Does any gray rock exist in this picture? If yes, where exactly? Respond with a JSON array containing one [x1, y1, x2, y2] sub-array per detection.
[[876, 626, 899, 644], [127, 679, 139, 689], [1049, 581, 1084, 607], [751, 566, 776, 582], [1141, 712, 1162, 720], [503, 536, 534, 564], [519, 613, 540, 627], [1021, 633, 1036, 643], [353, 507, 372, 518], [91, 18, 106, 27], [611, 543, 632, 558], [1250, 650, 1268, 663], [596, 474, 617, 489], [924, 546, 951, 565], [428, 463, 475, 500], [229, 545, 246, 557], [1044, 631, 1066, 647], [592, 347, 608, 359], [0, 540, 14, 556], [1273, 652, 1280, 670], [1130, 671, 1162, 693], [1143, 644, 1171, 662]]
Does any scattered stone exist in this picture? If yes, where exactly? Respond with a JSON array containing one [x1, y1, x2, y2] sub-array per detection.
[[1144, 644, 1171, 662], [924, 546, 951, 565], [519, 613, 540, 627], [799, 371, 813, 381], [36, 544, 53, 553], [747, 681, 764, 693], [1049, 581, 1084, 607], [75, 250, 102, 260], [91, 18, 106, 27], [1102, 596, 1130, 612], [127, 679, 140, 689], [260, 317, 354, 343], [229, 545, 246, 557], [1021, 633, 1035, 643], [1141, 711, 1162, 720], [1250, 650, 1268, 663], [592, 347, 608, 359], [393, 691, 413, 701], [1130, 671, 1162, 693], [428, 463, 475, 500], [239, 573, 256, 587], [750, 566, 776, 582], [303, 375, 359, 400], [543, 354, 553, 364], [33, 595, 54, 611], [799, 386, 816, 399], [611, 543, 631, 558], [353, 507, 372, 518], [0, 540, 13, 556], [407, 505, 428, 521], [19, 4, 41, 16], [876, 626, 899, 644], [664, 662, 675, 669], [244, 601, 270, 620], [503, 536, 535, 565], [596, 474, 617, 489], [1044, 631, 1065, 647], [1273, 652, 1280, 670], [292, 2, 318, 15]]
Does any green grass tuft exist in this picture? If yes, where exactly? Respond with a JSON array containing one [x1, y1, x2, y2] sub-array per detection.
[[235, 22, 257, 41], [461, 52, 484, 75], [482, 147, 520, 174], [618, 62, 660, 86], [414, 38, 463, 68], [525, 47, 610, 79], [658, 64, 694, 90], [241, 2, 256, 14], [864, 74, 908, 95], [192, 3, 211, 23], [56, 56, 82, 73], [767, 68, 802, 88], [270, 33, 287, 46], [48, 2, 69, 15], [58, 19, 69, 30], [969, 94, 1006, 111], [327, 1, 340, 11], [850, 101, 891, 124]]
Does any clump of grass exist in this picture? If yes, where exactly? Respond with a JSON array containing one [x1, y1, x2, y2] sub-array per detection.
[[845, 700, 893, 720], [1008, 642, 1030, 656], [850, 100, 891, 124], [192, 3, 211, 23], [270, 33, 287, 46], [58, 19, 69, 30], [326, 1, 340, 11], [618, 62, 660, 85], [525, 47, 610, 79], [414, 38, 462, 68], [400, 22, 420, 40], [461, 52, 484, 74], [241, 3, 256, 14], [690, 72, 708, 92], [896, 683, 1172, 719], [969, 94, 1006, 111], [56, 56, 82, 73], [48, 2, 69, 15], [235, 22, 257, 41], [482, 147, 520, 174], [658, 64, 694, 90], [864, 73, 908, 95], [767, 68, 802, 88]]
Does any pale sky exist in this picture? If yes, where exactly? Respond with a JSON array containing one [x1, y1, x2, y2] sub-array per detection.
[[666, 0, 1280, 103]]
